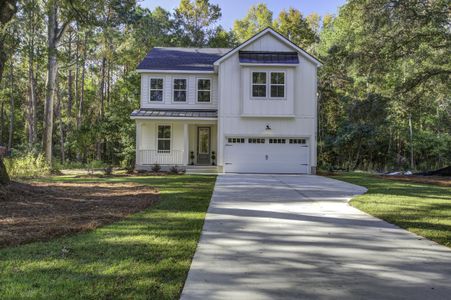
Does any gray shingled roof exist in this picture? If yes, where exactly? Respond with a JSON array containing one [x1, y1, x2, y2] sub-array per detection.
[[131, 108, 218, 118], [136, 47, 231, 71]]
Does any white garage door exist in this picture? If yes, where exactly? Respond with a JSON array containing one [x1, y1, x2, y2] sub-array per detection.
[[224, 137, 309, 174]]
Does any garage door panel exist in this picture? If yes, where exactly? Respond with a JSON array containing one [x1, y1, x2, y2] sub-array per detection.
[[224, 138, 309, 174]]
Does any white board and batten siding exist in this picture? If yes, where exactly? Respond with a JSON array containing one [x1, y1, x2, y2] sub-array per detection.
[[140, 73, 218, 109], [217, 32, 318, 173], [134, 30, 319, 174]]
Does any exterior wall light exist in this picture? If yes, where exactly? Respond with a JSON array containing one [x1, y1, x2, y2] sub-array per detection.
[[266, 124, 271, 130]]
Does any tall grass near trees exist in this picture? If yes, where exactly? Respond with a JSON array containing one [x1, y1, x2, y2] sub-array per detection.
[[4, 153, 51, 179]]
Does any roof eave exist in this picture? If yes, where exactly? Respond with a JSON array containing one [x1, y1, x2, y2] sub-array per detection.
[[136, 69, 216, 74], [131, 116, 218, 121]]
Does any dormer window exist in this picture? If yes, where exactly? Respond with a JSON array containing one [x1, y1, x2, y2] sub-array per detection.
[[251, 71, 286, 99], [150, 78, 164, 102], [252, 72, 267, 98], [173, 78, 187, 102], [197, 79, 211, 102], [270, 72, 285, 98]]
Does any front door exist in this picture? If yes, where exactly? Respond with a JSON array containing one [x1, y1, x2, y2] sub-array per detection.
[[197, 127, 211, 165]]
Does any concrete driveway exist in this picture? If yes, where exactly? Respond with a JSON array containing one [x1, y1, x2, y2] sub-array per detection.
[[181, 174, 451, 300]]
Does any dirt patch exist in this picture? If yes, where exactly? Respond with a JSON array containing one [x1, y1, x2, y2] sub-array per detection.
[[378, 175, 451, 187], [0, 181, 159, 248]]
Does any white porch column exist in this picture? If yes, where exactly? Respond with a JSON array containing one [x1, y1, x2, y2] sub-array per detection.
[[183, 123, 189, 165], [135, 121, 142, 166]]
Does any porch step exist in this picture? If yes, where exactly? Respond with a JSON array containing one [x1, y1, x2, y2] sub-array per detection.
[[185, 165, 220, 174]]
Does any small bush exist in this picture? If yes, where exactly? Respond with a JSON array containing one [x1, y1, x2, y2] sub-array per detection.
[[103, 165, 113, 176], [151, 163, 161, 173], [55, 161, 86, 170], [125, 166, 134, 174], [88, 160, 106, 169], [169, 165, 179, 174], [85, 160, 106, 175], [4, 153, 51, 179]]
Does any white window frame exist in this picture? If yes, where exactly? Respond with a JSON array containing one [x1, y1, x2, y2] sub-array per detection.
[[269, 71, 286, 99], [289, 138, 307, 144], [251, 71, 268, 99], [250, 70, 287, 100], [172, 77, 188, 103], [227, 137, 245, 144], [196, 78, 211, 103], [269, 138, 286, 144], [149, 77, 164, 102], [248, 138, 266, 144], [156, 124, 171, 153]]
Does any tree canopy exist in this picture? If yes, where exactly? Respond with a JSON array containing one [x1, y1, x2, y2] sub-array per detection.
[[0, 0, 448, 172]]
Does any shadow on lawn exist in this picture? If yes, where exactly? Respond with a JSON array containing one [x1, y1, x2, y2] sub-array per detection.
[[334, 174, 451, 199], [0, 175, 216, 299], [335, 173, 451, 247]]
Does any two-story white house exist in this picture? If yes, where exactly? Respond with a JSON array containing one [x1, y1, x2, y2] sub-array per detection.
[[131, 28, 321, 174]]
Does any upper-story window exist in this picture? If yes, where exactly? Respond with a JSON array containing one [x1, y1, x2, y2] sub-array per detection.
[[270, 72, 285, 98], [251, 71, 286, 99], [252, 72, 267, 98], [197, 79, 211, 102], [150, 78, 164, 102], [173, 78, 187, 102]]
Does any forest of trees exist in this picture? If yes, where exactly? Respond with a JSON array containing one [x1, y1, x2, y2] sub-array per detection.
[[0, 0, 449, 172]]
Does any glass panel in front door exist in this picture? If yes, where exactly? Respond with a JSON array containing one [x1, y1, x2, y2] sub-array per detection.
[[198, 128, 210, 154]]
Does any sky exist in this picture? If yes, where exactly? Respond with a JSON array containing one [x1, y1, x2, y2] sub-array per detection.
[[140, 0, 346, 30]]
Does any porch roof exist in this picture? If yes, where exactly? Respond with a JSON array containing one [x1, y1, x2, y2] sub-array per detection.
[[130, 108, 218, 119]]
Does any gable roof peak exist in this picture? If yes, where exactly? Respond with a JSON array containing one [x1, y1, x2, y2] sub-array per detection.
[[214, 27, 322, 67]]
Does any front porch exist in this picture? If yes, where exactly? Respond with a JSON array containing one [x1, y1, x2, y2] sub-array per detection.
[[135, 119, 218, 170]]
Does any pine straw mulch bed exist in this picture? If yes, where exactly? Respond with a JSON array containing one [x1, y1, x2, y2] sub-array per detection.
[[377, 175, 451, 187], [0, 181, 159, 248], [319, 171, 450, 187]]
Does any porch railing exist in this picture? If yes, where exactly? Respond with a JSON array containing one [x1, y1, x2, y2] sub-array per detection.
[[138, 149, 184, 165]]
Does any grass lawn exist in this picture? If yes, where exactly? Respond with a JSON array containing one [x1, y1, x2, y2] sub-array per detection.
[[0, 175, 216, 299], [331, 173, 451, 247]]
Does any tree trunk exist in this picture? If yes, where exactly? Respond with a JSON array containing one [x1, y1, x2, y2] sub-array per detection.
[[74, 26, 80, 123], [100, 56, 106, 118], [75, 32, 87, 161], [76, 32, 87, 131], [8, 61, 14, 151], [56, 85, 65, 164], [385, 127, 392, 171], [107, 58, 111, 104], [27, 17, 37, 147], [0, 101, 4, 145], [0, 0, 16, 186], [43, 1, 58, 165], [67, 30, 73, 118], [408, 113, 414, 170], [96, 55, 106, 161], [0, 158, 10, 184], [43, 0, 67, 165], [352, 141, 362, 170], [0, 0, 17, 84]]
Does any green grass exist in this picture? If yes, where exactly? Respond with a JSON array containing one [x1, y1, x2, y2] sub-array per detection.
[[331, 173, 451, 247], [0, 175, 216, 299]]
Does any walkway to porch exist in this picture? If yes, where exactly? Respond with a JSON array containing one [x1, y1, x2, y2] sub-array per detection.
[[185, 165, 221, 174]]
